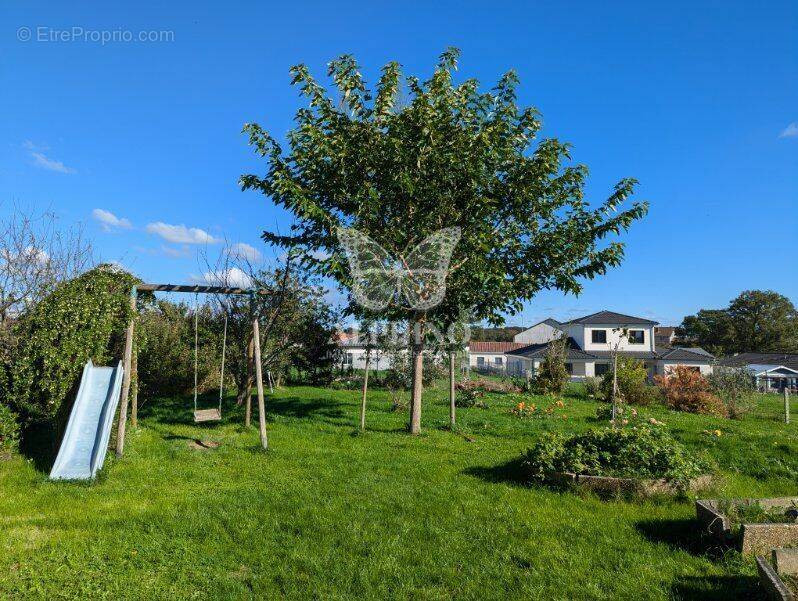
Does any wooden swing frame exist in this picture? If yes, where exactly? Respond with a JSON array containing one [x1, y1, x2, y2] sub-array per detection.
[[115, 283, 269, 457]]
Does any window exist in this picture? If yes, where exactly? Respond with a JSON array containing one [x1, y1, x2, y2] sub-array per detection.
[[494, 356, 503, 365], [628, 330, 645, 344], [595, 363, 609, 376], [565, 363, 573, 375], [344, 353, 353, 366], [591, 330, 607, 344], [477, 356, 485, 366]]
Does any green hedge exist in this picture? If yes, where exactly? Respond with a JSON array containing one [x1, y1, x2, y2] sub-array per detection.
[[1, 265, 137, 424], [0, 402, 20, 458]]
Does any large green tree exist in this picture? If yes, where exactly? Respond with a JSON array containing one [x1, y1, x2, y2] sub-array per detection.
[[678, 290, 798, 355], [241, 49, 647, 433]]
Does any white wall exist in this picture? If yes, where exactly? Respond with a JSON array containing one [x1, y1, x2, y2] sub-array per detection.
[[341, 348, 394, 370], [657, 361, 712, 376], [469, 352, 506, 369], [514, 323, 562, 344], [569, 323, 655, 353]]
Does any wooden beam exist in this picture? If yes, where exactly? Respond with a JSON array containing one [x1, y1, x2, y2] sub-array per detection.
[[115, 292, 136, 457], [253, 317, 268, 450], [138, 283, 264, 295]]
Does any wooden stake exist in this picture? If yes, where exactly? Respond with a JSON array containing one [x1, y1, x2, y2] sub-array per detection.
[[785, 388, 791, 424], [116, 291, 136, 457], [360, 353, 370, 431], [449, 351, 456, 427], [253, 317, 268, 450]]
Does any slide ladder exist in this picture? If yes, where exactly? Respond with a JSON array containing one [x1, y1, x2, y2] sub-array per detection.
[[49, 360, 124, 480]]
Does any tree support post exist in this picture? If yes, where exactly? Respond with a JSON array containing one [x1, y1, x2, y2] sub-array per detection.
[[785, 388, 791, 424], [116, 287, 137, 457], [360, 353, 370, 431], [253, 314, 268, 450], [449, 351, 456, 427]]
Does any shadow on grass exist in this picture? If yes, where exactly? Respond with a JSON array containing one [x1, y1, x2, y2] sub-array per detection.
[[635, 518, 732, 560], [18, 421, 58, 474], [670, 575, 762, 600], [462, 457, 530, 487], [141, 392, 350, 430]]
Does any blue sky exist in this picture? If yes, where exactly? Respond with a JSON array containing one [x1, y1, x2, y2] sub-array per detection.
[[2, 1, 796, 327]]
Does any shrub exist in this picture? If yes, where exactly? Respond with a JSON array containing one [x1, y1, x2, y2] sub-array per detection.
[[383, 353, 442, 390], [136, 300, 222, 399], [583, 376, 601, 399], [455, 386, 487, 408], [523, 425, 710, 485], [535, 337, 569, 395], [599, 357, 651, 405], [655, 366, 726, 416], [709, 366, 756, 419], [0, 403, 20, 458], [1, 265, 138, 424]]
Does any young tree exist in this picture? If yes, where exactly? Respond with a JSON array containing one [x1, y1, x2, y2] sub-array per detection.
[[534, 335, 570, 395], [241, 49, 647, 433]]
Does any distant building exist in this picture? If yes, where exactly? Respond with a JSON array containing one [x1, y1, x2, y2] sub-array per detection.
[[654, 326, 677, 348], [513, 319, 563, 345], [507, 310, 714, 379], [717, 353, 798, 392]]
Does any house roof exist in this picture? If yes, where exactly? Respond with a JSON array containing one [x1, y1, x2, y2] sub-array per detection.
[[657, 347, 715, 362], [507, 338, 597, 360], [717, 353, 798, 371], [563, 310, 659, 326], [743, 364, 798, 377], [468, 341, 527, 353], [507, 340, 713, 363]]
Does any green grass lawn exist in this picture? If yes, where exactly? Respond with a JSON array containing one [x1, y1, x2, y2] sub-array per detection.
[[1, 382, 797, 599]]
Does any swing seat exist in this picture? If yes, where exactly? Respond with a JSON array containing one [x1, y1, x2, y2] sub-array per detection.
[[194, 408, 222, 423]]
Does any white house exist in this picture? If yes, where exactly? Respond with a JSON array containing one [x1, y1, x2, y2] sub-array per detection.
[[513, 319, 563, 345], [505, 310, 714, 379], [467, 341, 527, 372]]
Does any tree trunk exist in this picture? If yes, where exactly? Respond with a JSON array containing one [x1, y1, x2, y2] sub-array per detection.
[[409, 319, 425, 434], [449, 351, 456, 427], [360, 353, 370, 431]]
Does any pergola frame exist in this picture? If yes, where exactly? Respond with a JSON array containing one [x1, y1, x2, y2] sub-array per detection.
[[115, 283, 269, 457]]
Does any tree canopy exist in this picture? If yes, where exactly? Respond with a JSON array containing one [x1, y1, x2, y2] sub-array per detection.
[[241, 48, 648, 431], [241, 48, 647, 324], [677, 290, 798, 355]]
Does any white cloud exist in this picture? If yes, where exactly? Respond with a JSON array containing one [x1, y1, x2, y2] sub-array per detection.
[[231, 242, 263, 263], [92, 208, 132, 231], [30, 151, 77, 174], [779, 122, 798, 138], [199, 267, 253, 288], [160, 245, 190, 258], [146, 222, 220, 244]]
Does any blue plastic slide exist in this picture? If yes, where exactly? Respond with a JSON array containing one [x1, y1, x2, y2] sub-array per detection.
[[49, 360, 124, 480]]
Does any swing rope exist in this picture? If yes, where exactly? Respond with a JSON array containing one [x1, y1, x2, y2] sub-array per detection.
[[193, 293, 199, 413], [192, 293, 227, 421]]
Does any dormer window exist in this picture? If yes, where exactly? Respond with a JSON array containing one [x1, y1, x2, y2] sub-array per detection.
[[629, 330, 645, 344], [591, 330, 607, 344]]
